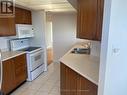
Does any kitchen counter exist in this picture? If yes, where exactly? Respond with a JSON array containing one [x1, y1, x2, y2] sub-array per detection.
[[60, 44, 100, 85], [1, 51, 26, 61]]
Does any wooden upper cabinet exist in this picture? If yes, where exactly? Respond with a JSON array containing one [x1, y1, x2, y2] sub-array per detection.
[[77, 0, 104, 41], [0, 17, 16, 36], [0, 7, 32, 36], [15, 7, 32, 24]]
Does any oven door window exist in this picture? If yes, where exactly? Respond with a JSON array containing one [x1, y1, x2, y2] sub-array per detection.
[[29, 51, 44, 71], [35, 55, 41, 61]]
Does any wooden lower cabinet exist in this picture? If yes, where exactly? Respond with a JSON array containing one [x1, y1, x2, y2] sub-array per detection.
[[61, 63, 98, 95], [77, 75, 98, 95], [2, 59, 15, 95], [61, 63, 77, 95], [13, 54, 27, 86], [2, 54, 27, 95]]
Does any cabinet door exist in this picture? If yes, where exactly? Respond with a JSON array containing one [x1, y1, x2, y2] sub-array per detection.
[[77, 0, 98, 40], [2, 59, 15, 95], [77, 0, 104, 41], [61, 63, 98, 95], [95, 0, 104, 41], [15, 7, 25, 24], [13, 54, 27, 86], [24, 10, 32, 24], [0, 18, 16, 36], [61, 63, 77, 95], [15, 7, 32, 24], [77, 75, 98, 95]]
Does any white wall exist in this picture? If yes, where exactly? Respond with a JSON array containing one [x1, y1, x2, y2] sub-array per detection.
[[0, 37, 10, 51], [30, 11, 46, 48], [52, 12, 78, 62], [99, 0, 127, 95], [45, 21, 53, 48], [91, 41, 101, 57], [52, 12, 101, 62], [45, 13, 53, 48], [31, 10, 47, 71]]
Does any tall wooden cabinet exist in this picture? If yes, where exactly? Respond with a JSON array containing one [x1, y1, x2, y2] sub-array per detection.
[[61, 63, 98, 95], [77, 0, 104, 41], [0, 17, 16, 36], [2, 54, 27, 95]]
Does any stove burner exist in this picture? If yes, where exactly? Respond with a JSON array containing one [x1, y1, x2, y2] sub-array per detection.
[[21, 47, 41, 52]]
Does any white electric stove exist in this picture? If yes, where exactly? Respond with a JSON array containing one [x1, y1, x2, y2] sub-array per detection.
[[9, 39, 45, 81]]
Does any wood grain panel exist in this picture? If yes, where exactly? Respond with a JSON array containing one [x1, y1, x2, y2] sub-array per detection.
[[61, 63, 77, 95], [77, 0, 98, 40], [95, 0, 104, 41], [1, 54, 27, 95], [47, 48, 53, 65], [77, 74, 98, 95], [0, 17, 16, 36], [13, 54, 27, 86], [15, 7, 32, 24], [2, 59, 15, 95], [61, 63, 98, 95], [77, 0, 104, 41]]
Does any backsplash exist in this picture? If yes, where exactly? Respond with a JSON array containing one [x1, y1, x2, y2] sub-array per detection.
[[0, 36, 101, 57], [90, 41, 101, 57], [76, 39, 101, 57], [0, 37, 10, 51]]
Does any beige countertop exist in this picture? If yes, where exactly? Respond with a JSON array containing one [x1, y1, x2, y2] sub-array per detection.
[[1, 51, 26, 61], [60, 44, 100, 85]]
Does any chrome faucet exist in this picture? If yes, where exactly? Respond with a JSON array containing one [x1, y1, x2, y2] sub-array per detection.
[[81, 42, 91, 54]]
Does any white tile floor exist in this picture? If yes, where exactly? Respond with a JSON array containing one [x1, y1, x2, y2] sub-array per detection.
[[11, 63, 60, 95]]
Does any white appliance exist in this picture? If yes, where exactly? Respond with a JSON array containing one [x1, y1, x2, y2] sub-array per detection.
[[9, 39, 45, 81], [15, 24, 34, 38]]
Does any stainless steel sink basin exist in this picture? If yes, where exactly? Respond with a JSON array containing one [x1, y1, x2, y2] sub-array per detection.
[[71, 48, 90, 54]]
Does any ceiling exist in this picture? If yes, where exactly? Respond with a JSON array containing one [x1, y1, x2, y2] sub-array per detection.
[[15, 0, 76, 12]]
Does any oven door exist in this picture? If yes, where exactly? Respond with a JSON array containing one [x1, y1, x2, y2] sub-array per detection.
[[29, 50, 44, 71]]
